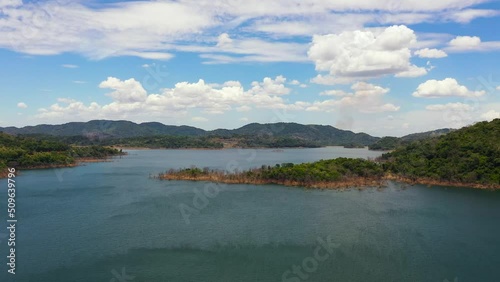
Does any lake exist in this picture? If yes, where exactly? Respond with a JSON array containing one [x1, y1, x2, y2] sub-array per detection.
[[1, 147, 499, 282]]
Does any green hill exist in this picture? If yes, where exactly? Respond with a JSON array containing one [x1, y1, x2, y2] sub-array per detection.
[[381, 119, 500, 186], [1, 120, 380, 147], [369, 128, 453, 150]]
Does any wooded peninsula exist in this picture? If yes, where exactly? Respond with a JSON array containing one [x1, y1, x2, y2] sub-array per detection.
[[0, 132, 125, 177], [158, 119, 500, 190]]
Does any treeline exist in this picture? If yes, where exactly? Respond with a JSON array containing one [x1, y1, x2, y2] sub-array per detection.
[[381, 119, 499, 186], [158, 158, 385, 188], [233, 135, 321, 148], [0, 132, 124, 169], [22, 134, 323, 149]]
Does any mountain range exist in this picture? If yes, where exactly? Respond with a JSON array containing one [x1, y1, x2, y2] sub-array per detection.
[[0, 120, 452, 147]]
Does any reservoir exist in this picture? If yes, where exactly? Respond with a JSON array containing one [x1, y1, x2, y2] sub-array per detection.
[[1, 147, 499, 282]]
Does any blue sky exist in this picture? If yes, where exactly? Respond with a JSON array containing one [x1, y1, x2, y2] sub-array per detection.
[[0, 0, 499, 136]]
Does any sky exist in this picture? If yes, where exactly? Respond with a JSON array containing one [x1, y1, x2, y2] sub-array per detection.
[[0, 0, 499, 137]]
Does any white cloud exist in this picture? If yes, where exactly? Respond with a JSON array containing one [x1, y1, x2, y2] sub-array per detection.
[[36, 75, 305, 122], [320, 90, 350, 96], [0, 1, 491, 62], [17, 102, 27, 109], [248, 76, 291, 96], [446, 36, 500, 52], [307, 82, 399, 113], [413, 78, 486, 98], [236, 105, 252, 112], [289, 80, 300, 85], [426, 102, 474, 111], [414, 48, 448, 58], [308, 25, 426, 83], [99, 77, 148, 103], [192, 116, 209, 122], [61, 64, 78, 68], [445, 9, 499, 23], [394, 65, 428, 78], [216, 33, 233, 48], [449, 36, 481, 48], [481, 110, 500, 121], [497, 86, 500, 91]]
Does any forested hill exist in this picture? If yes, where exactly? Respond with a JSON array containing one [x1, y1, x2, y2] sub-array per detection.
[[369, 128, 453, 150], [0, 120, 379, 146], [0, 120, 205, 138], [381, 119, 500, 186]]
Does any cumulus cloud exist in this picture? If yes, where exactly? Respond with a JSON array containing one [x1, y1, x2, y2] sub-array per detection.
[[412, 78, 485, 98], [248, 75, 290, 96], [307, 82, 399, 113], [17, 102, 27, 109], [449, 36, 481, 48], [36, 75, 305, 121], [99, 77, 148, 103], [414, 48, 448, 58], [481, 110, 500, 121], [446, 36, 500, 52], [308, 25, 426, 83]]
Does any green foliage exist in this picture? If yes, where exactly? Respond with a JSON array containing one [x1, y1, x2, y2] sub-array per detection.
[[368, 137, 402, 150], [381, 119, 500, 185], [369, 128, 453, 150], [0, 132, 123, 169]]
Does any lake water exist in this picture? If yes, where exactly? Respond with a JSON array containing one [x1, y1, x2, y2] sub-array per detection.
[[1, 147, 499, 282]]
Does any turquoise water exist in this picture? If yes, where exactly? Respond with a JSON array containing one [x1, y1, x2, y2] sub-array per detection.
[[1, 147, 499, 282]]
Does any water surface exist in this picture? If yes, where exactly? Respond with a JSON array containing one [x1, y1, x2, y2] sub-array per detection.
[[1, 147, 499, 282]]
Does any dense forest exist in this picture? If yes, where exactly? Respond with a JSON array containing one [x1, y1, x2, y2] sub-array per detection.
[[368, 128, 453, 150], [381, 119, 499, 186], [0, 132, 124, 171]]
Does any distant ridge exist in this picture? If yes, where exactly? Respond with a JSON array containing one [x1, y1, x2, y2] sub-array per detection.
[[369, 128, 454, 150], [0, 120, 379, 146]]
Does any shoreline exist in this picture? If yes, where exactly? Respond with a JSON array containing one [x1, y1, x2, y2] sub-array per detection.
[[114, 146, 357, 151], [155, 173, 385, 189], [156, 173, 500, 191]]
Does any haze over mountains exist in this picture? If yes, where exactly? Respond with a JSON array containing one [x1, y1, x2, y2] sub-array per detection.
[[0, 120, 451, 146]]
